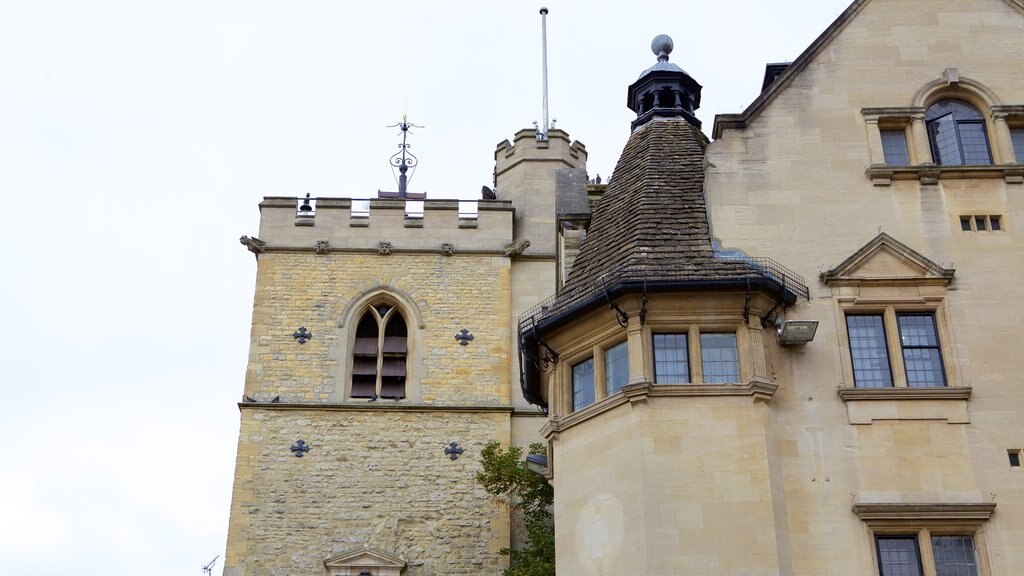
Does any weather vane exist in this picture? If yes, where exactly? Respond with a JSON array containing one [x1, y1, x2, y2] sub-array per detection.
[[387, 114, 424, 199]]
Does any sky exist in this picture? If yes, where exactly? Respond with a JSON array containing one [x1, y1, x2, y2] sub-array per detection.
[[0, 1, 850, 574]]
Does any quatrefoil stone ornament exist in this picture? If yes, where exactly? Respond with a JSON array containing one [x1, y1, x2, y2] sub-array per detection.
[[293, 327, 312, 344]]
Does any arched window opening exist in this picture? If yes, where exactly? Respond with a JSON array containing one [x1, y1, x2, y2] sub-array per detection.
[[351, 305, 408, 399], [925, 99, 991, 165]]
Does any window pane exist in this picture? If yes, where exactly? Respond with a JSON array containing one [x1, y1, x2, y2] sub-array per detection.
[[881, 130, 910, 166], [877, 537, 923, 576], [700, 333, 739, 383], [654, 333, 690, 384], [898, 314, 946, 387], [929, 113, 963, 165], [1011, 128, 1024, 162], [990, 215, 1001, 231], [958, 122, 991, 165], [572, 358, 595, 411], [846, 315, 893, 387], [932, 536, 979, 576], [605, 341, 629, 395]]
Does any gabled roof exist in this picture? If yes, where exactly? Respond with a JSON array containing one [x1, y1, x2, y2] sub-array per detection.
[[712, 0, 1024, 139], [821, 233, 955, 285]]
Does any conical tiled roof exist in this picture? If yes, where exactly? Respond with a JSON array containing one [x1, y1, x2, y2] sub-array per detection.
[[561, 117, 715, 293], [516, 38, 809, 407]]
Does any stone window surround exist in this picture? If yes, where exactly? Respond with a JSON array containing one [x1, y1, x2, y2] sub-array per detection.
[[843, 308, 948, 389], [862, 71, 1024, 186], [853, 502, 995, 576], [545, 302, 777, 431], [823, 234, 973, 424], [333, 286, 426, 403], [833, 296, 972, 425], [834, 298, 961, 392]]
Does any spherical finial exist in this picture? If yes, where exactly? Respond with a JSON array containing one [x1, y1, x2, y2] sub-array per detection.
[[651, 34, 673, 62], [540, 7, 548, 15]]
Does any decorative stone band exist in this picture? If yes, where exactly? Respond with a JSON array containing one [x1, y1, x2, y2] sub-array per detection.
[[540, 379, 779, 439]]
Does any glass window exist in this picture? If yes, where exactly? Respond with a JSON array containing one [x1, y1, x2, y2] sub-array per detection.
[[925, 100, 992, 166], [931, 536, 979, 576], [653, 333, 690, 384], [1011, 127, 1024, 163], [881, 129, 910, 166], [897, 313, 946, 387], [572, 358, 595, 411], [604, 341, 629, 395], [990, 215, 1001, 231], [700, 333, 739, 383], [876, 537, 923, 576], [847, 315, 893, 388]]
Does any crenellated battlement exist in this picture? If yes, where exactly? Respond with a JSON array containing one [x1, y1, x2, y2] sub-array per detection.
[[494, 128, 587, 177], [255, 196, 514, 254]]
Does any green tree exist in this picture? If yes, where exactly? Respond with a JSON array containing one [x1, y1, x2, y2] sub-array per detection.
[[476, 441, 555, 576]]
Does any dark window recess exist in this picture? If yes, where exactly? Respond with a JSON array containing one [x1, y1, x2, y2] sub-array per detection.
[[897, 313, 946, 387], [1010, 451, 1021, 467], [881, 129, 911, 166], [926, 100, 992, 166], [847, 315, 893, 388], [351, 307, 407, 399], [876, 536, 923, 576], [960, 215, 1003, 231]]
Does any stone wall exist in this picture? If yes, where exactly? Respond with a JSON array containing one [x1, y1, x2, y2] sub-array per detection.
[[225, 408, 511, 576], [244, 253, 511, 406]]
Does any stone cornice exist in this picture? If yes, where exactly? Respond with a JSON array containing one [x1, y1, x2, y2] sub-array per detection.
[[866, 163, 1024, 185], [237, 402, 514, 414], [254, 246, 514, 257], [837, 386, 972, 401], [852, 502, 996, 526]]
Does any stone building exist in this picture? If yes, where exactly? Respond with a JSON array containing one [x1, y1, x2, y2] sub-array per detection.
[[225, 0, 1024, 574]]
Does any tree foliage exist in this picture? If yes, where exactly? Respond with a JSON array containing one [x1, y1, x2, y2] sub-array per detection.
[[476, 441, 555, 576]]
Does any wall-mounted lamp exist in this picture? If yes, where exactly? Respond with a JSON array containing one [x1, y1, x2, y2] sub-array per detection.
[[777, 320, 819, 345]]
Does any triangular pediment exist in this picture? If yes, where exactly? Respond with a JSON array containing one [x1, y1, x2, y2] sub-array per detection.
[[323, 546, 406, 573], [821, 233, 954, 285]]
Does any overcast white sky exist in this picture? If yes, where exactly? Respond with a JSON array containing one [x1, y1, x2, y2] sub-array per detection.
[[0, 1, 851, 574]]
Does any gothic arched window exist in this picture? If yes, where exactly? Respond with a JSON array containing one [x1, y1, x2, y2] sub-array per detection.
[[925, 99, 992, 165], [351, 304, 408, 399]]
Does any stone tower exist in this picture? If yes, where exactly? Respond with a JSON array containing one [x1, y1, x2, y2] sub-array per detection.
[[224, 126, 587, 575]]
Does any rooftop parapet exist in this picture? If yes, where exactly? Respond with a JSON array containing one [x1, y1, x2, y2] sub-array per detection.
[[494, 128, 587, 176], [254, 196, 514, 254]]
